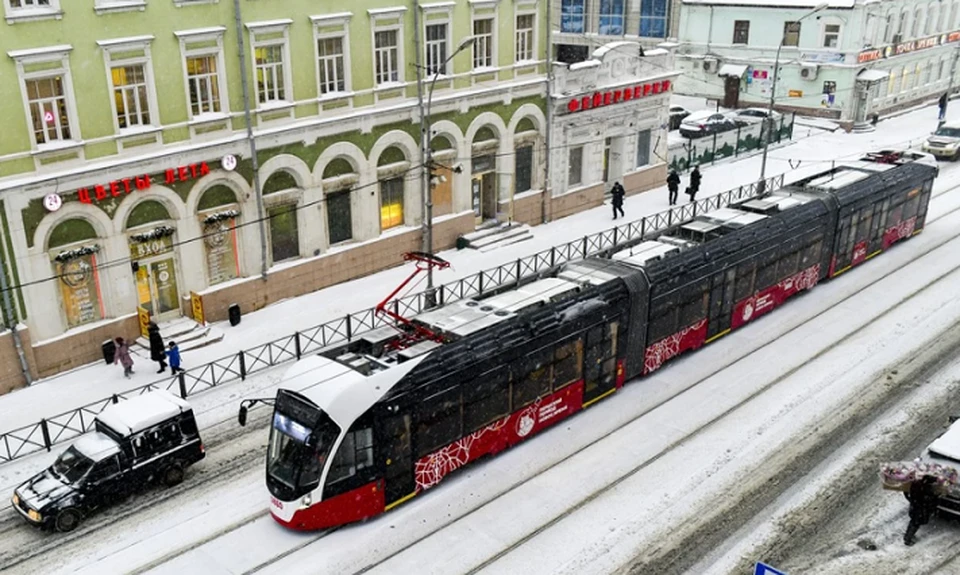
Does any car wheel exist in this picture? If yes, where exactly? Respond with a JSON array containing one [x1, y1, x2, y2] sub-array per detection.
[[55, 508, 82, 533], [162, 463, 185, 487], [953, 150, 960, 161]]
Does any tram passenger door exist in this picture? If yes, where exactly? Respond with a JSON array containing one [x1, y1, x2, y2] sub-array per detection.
[[707, 269, 736, 339], [381, 413, 415, 507]]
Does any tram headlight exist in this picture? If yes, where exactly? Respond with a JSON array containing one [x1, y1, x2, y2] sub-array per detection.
[[300, 494, 312, 508]]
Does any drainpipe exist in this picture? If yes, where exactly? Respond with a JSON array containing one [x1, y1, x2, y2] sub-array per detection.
[[706, 6, 714, 54], [232, 0, 269, 280], [542, 0, 553, 224], [0, 226, 31, 385]]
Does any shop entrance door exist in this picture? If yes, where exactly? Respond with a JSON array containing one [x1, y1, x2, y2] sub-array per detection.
[[136, 257, 181, 320], [471, 172, 497, 224]]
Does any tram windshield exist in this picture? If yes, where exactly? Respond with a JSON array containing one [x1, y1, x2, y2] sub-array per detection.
[[266, 410, 338, 498]]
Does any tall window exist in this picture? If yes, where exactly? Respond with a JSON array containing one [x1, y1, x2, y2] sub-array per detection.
[[568, 146, 583, 187], [473, 18, 494, 69], [883, 13, 893, 43], [560, 0, 585, 33], [515, 145, 533, 193], [640, 0, 668, 38], [516, 14, 535, 63], [822, 24, 840, 48], [636, 130, 651, 168], [317, 37, 345, 94], [912, 8, 922, 38], [268, 205, 299, 263], [327, 191, 352, 244], [255, 44, 286, 103], [733, 20, 750, 44], [952, 3, 959, 31], [186, 55, 222, 116], [599, 0, 625, 35], [26, 76, 72, 145], [380, 177, 405, 230], [782, 22, 800, 46], [111, 65, 150, 129], [425, 23, 448, 76], [374, 30, 399, 85]]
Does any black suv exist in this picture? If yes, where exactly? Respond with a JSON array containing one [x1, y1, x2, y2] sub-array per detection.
[[11, 391, 205, 532]]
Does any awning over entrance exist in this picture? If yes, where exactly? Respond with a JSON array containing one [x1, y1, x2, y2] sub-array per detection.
[[857, 69, 890, 83], [718, 64, 748, 78]]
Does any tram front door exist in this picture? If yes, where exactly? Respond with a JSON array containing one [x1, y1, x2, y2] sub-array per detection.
[[382, 413, 416, 508]]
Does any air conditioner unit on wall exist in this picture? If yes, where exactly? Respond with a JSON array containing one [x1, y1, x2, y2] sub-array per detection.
[[703, 58, 718, 74], [800, 64, 819, 81]]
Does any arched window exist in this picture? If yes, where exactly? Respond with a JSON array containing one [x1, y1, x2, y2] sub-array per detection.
[[912, 8, 923, 38], [263, 170, 301, 263], [883, 12, 893, 43], [429, 135, 456, 217], [377, 146, 408, 230], [897, 10, 909, 40], [952, 1, 960, 30], [197, 185, 241, 285], [926, 4, 937, 35], [126, 200, 172, 230], [514, 118, 539, 194], [471, 126, 500, 222], [48, 218, 103, 328]]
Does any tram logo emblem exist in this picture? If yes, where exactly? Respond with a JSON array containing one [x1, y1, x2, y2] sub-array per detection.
[[270, 496, 283, 509], [517, 414, 535, 438], [742, 302, 755, 322]]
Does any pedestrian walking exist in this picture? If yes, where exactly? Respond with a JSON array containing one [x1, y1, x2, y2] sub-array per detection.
[[904, 474, 940, 546], [113, 336, 134, 378], [148, 321, 167, 374], [687, 165, 702, 202], [666, 170, 681, 206], [611, 181, 626, 220], [166, 341, 184, 374], [939, 92, 948, 122]]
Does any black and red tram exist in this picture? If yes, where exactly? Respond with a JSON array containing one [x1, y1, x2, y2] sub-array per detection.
[[244, 150, 938, 531]]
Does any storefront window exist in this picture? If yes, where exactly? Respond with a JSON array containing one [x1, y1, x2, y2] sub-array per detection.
[[380, 177, 405, 230], [327, 191, 352, 244], [198, 185, 241, 285], [268, 205, 300, 262], [515, 145, 533, 193], [636, 130, 651, 168], [54, 249, 104, 329]]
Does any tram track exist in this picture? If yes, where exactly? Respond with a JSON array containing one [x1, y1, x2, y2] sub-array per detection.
[[5, 167, 960, 574], [337, 210, 960, 575]]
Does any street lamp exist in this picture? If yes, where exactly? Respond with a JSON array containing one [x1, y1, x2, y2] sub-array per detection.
[[419, 35, 477, 308], [758, 2, 830, 191]]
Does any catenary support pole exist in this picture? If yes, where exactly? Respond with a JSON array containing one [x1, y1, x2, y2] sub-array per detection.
[[542, 0, 553, 224], [414, 0, 434, 308], [0, 222, 31, 385], [233, 0, 269, 280]]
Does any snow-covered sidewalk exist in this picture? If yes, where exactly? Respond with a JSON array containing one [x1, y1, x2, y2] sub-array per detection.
[[0, 98, 949, 439]]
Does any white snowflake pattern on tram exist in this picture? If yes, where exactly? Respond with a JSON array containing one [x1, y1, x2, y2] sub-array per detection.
[[891, 216, 917, 242], [781, 263, 821, 293], [643, 319, 707, 373], [414, 411, 514, 490]]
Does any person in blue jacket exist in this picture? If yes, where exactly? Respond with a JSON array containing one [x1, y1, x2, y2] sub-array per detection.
[[166, 341, 184, 374]]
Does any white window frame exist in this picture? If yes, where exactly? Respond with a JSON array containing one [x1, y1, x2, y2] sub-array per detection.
[[515, 6, 537, 64], [424, 21, 451, 77], [471, 13, 497, 71], [568, 145, 583, 187], [8, 45, 81, 152], [97, 36, 160, 136], [311, 13, 353, 98], [3, 0, 61, 24], [420, 3, 453, 78], [175, 27, 230, 124], [912, 8, 923, 38], [246, 19, 294, 109], [368, 7, 407, 88], [820, 20, 842, 49], [94, 0, 146, 15]]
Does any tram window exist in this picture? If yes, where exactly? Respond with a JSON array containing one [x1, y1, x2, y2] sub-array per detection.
[[514, 348, 553, 408], [415, 388, 463, 456], [756, 261, 777, 290], [649, 308, 677, 342], [777, 251, 800, 280], [605, 322, 619, 357], [554, 339, 583, 388], [678, 294, 707, 327], [903, 194, 920, 219], [464, 373, 510, 432], [734, 262, 756, 301], [327, 432, 356, 483], [856, 209, 873, 243], [800, 240, 822, 267], [586, 325, 604, 348]]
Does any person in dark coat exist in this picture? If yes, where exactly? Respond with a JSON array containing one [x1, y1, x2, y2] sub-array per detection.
[[904, 474, 940, 545], [611, 181, 626, 220], [148, 321, 167, 374], [687, 165, 702, 202], [666, 170, 681, 206], [939, 92, 948, 122], [113, 336, 134, 378]]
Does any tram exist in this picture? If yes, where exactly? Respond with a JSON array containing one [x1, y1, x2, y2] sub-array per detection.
[[241, 150, 938, 530]]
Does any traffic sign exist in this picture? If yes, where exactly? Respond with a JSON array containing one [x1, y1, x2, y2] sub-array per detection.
[[755, 562, 788, 575]]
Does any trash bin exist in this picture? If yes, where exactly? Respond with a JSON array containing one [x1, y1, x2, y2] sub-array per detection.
[[228, 303, 241, 327], [102, 339, 117, 365], [456, 235, 469, 250]]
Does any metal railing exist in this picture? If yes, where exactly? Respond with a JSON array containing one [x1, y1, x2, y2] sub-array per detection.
[[0, 175, 782, 465]]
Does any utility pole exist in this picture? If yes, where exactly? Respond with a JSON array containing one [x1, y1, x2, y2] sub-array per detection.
[[0, 222, 31, 386], [542, 0, 553, 224], [232, 0, 269, 280], [414, 0, 434, 308]]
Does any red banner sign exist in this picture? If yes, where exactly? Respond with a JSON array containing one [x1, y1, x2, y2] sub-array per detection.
[[77, 162, 212, 205], [858, 32, 960, 63], [566, 80, 671, 114]]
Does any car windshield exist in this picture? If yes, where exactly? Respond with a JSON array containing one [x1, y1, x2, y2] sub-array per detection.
[[267, 411, 337, 491], [52, 447, 94, 484], [934, 127, 960, 138]]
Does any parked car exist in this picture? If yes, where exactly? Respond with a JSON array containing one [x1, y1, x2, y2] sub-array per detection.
[[922, 122, 960, 160], [679, 111, 739, 139], [11, 391, 204, 532], [912, 416, 960, 517], [669, 105, 691, 130], [732, 107, 784, 127]]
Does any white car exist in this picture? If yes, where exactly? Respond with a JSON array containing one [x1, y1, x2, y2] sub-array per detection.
[[732, 107, 784, 126], [678, 110, 739, 139], [922, 123, 960, 160]]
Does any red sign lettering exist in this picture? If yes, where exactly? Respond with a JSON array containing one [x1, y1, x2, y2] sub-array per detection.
[[78, 188, 91, 204], [565, 81, 672, 113], [73, 162, 210, 205]]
